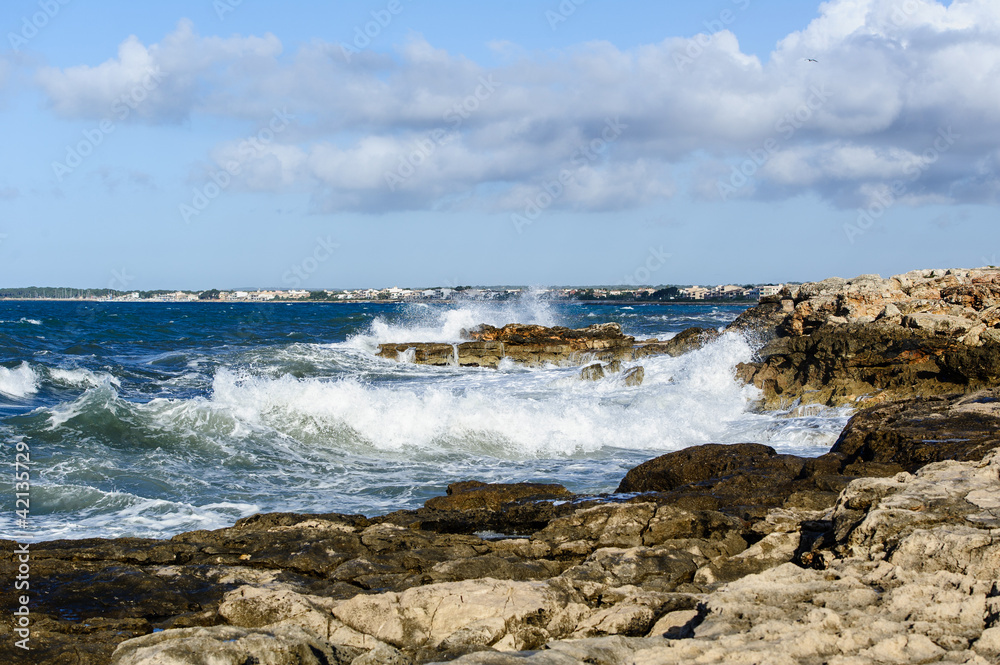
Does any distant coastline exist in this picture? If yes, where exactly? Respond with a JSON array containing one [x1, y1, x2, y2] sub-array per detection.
[[0, 283, 783, 304]]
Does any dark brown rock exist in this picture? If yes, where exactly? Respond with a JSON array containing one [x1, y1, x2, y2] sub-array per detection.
[[617, 443, 804, 494], [378, 323, 637, 368], [424, 481, 573, 512], [830, 388, 1000, 472]]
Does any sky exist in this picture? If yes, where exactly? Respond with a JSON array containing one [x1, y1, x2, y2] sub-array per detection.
[[0, 0, 997, 290]]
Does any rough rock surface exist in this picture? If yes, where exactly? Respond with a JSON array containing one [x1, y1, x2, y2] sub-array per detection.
[[437, 449, 1000, 664], [377, 323, 721, 369], [831, 388, 1000, 472], [733, 267, 1000, 407], [377, 323, 638, 368]]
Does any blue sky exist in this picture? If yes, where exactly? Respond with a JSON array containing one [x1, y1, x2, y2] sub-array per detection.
[[0, 0, 996, 290]]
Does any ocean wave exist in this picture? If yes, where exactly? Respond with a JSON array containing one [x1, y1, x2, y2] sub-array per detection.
[[206, 332, 779, 457], [0, 483, 260, 541], [0, 363, 39, 398], [47, 367, 121, 389], [0, 318, 42, 325]]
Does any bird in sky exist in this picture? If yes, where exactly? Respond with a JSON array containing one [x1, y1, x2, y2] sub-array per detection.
[[806, 58, 819, 62]]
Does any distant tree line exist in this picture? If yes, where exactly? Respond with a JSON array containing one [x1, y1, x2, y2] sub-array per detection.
[[570, 287, 757, 302], [0, 287, 123, 299]]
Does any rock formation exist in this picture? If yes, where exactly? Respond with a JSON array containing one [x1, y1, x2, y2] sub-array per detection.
[[732, 267, 1000, 407], [376, 323, 718, 369]]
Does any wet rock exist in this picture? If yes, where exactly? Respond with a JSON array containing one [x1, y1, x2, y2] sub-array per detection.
[[423, 481, 573, 512], [831, 388, 1000, 472], [378, 323, 637, 368], [618, 443, 803, 494], [632, 327, 720, 358], [579, 363, 605, 381], [622, 366, 644, 386]]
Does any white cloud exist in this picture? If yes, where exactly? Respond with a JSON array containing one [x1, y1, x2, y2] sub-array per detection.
[[33, 0, 1000, 211], [36, 19, 281, 122]]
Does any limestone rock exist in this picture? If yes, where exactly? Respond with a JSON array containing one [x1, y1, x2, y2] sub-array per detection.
[[732, 267, 1000, 407], [378, 323, 637, 368], [632, 327, 720, 358], [331, 577, 578, 651], [110, 625, 349, 665]]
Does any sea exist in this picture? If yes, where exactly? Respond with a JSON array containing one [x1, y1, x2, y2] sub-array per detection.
[[0, 296, 852, 542]]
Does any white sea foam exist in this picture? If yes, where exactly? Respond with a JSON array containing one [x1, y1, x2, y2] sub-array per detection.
[[349, 291, 558, 349], [0, 318, 42, 325], [0, 363, 39, 397], [48, 367, 121, 388], [204, 332, 835, 458]]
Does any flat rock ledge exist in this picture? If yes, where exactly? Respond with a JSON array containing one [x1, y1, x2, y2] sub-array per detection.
[[376, 323, 719, 369], [730, 267, 1000, 407], [3, 390, 998, 665]]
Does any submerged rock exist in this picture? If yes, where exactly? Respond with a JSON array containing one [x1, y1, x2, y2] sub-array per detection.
[[578, 363, 605, 381], [622, 365, 644, 386]]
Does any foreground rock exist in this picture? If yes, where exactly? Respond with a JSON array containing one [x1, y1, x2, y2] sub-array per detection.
[[732, 267, 1000, 407], [438, 448, 1000, 664], [377, 323, 720, 369]]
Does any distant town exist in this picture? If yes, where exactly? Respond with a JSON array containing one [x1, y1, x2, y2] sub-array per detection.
[[0, 284, 787, 303]]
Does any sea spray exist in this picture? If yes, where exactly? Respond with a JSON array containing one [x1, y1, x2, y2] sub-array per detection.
[[0, 363, 39, 398]]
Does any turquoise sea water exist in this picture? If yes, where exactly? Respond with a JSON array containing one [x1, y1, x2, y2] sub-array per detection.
[[0, 298, 850, 541]]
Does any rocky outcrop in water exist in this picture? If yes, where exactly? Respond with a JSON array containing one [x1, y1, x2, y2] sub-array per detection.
[[377, 323, 637, 368], [377, 323, 719, 369], [732, 267, 1000, 407]]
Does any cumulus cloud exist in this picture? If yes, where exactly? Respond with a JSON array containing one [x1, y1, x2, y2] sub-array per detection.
[[36, 19, 281, 122], [34, 0, 1000, 211]]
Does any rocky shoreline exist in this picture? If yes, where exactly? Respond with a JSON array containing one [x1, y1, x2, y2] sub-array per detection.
[[4, 268, 1000, 664]]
